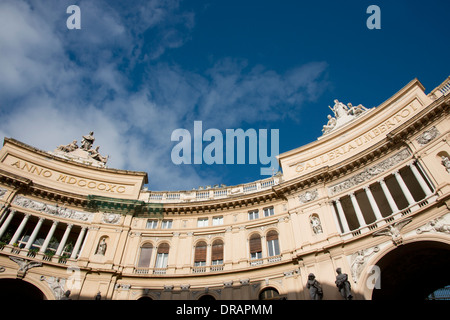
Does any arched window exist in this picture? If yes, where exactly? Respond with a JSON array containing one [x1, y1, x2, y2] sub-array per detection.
[[211, 239, 224, 265], [155, 243, 169, 269], [194, 241, 207, 266], [266, 230, 280, 257], [259, 287, 280, 300], [249, 234, 262, 260], [137, 243, 153, 268]]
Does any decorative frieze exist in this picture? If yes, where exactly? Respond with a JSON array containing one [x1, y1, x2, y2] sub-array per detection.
[[13, 195, 93, 222], [328, 148, 411, 195]]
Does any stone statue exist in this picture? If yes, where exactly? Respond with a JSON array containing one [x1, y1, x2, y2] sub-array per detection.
[[57, 140, 78, 153], [60, 290, 72, 300], [347, 103, 368, 116], [322, 115, 337, 134], [306, 273, 323, 300], [310, 215, 323, 235], [81, 131, 95, 151], [329, 99, 349, 119], [88, 146, 108, 164], [373, 218, 412, 246], [335, 268, 352, 300], [441, 156, 450, 173], [96, 238, 107, 255]]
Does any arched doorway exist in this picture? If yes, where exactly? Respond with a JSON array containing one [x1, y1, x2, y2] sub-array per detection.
[[0, 279, 45, 300], [198, 294, 216, 301], [371, 241, 450, 300]]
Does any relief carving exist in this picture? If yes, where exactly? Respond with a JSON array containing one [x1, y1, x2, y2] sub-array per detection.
[[13, 196, 93, 222], [329, 149, 411, 195]]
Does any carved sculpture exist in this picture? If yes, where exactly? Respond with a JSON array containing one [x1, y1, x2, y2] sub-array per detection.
[[51, 132, 108, 167], [81, 131, 95, 151], [372, 218, 412, 246], [335, 268, 352, 300], [9, 256, 42, 279], [350, 246, 379, 283], [441, 156, 450, 173], [310, 215, 323, 235], [417, 216, 450, 234], [306, 273, 323, 300], [322, 99, 369, 135], [96, 238, 107, 256]]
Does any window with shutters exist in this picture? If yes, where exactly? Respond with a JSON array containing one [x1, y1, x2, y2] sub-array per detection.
[[266, 230, 280, 257], [194, 241, 207, 266], [211, 239, 224, 265], [137, 243, 153, 268], [249, 233, 262, 260], [155, 243, 170, 269]]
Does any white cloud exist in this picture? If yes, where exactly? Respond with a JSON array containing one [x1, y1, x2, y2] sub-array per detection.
[[0, 0, 329, 191]]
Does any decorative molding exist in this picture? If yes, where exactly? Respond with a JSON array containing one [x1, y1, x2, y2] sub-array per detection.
[[298, 189, 318, 203], [101, 212, 121, 224], [416, 126, 439, 146], [9, 256, 42, 279], [373, 218, 412, 246], [13, 195, 93, 222], [329, 148, 411, 195]]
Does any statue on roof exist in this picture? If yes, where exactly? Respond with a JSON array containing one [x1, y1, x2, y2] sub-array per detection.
[[51, 131, 108, 168], [81, 131, 95, 151], [322, 99, 370, 136]]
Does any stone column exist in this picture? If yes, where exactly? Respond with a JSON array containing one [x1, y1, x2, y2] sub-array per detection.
[[394, 170, 415, 206], [349, 193, 367, 228], [25, 217, 45, 250], [334, 199, 350, 233], [70, 226, 87, 259], [0, 210, 16, 240], [364, 187, 383, 221], [40, 221, 58, 253], [56, 224, 73, 256], [9, 213, 30, 245], [379, 179, 399, 214], [409, 162, 433, 196]]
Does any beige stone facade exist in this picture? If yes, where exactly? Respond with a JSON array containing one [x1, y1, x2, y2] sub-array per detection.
[[0, 76, 449, 300]]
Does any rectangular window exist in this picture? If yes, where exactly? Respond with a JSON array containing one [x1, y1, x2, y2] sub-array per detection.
[[197, 218, 209, 227], [267, 239, 280, 256], [155, 253, 168, 268], [161, 220, 173, 229], [263, 207, 274, 217], [212, 216, 223, 226], [248, 210, 259, 220], [251, 251, 262, 260], [146, 219, 158, 229], [211, 259, 223, 265]]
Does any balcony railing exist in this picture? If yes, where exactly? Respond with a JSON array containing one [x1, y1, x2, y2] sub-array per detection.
[[145, 175, 281, 203]]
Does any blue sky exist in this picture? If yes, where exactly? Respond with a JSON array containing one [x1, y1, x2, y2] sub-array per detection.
[[0, 0, 449, 191]]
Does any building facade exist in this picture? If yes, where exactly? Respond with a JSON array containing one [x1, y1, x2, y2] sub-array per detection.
[[0, 77, 449, 300]]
